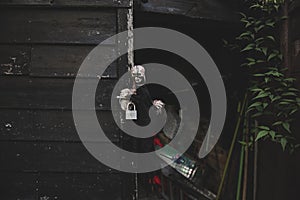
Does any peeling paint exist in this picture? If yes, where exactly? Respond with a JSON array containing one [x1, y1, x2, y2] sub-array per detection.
[[127, 7, 134, 70]]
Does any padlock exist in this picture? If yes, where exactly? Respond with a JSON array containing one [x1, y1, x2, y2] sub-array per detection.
[[125, 102, 137, 120]]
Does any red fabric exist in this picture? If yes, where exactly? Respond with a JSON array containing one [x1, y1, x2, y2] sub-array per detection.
[[153, 138, 163, 147], [152, 176, 161, 185]]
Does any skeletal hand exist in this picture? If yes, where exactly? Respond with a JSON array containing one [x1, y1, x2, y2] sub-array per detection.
[[153, 100, 165, 113], [119, 88, 136, 111], [119, 88, 136, 99]]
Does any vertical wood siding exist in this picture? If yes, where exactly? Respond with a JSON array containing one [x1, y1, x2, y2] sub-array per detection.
[[0, 1, 133, 199]]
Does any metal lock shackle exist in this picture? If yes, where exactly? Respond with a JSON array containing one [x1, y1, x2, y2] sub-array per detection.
[[126, 102, 136, 111]]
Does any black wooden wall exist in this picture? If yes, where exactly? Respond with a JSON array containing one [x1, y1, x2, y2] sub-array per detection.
[[256, 1, 300, 200], [0, 1, 134, 199]]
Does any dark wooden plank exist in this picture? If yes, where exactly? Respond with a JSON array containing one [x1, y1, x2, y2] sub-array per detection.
[[117, 9, 131, 76], [0, 45, 30, 75], [30, 9, 116, 44], [30, 45, 117, 78], [0, 110, 120, 142], [0, 77, 116, 110], [0, 172, 37, 200], [0, 8, 31, 43], [0, 172, 123, 200], [38, 173, 122, 200], [0, 8, 116, 44], [0, 141, 119, 172], [0, 0, 50, 5], [53, 0, 131, 7], [0, 0, 131, 7]]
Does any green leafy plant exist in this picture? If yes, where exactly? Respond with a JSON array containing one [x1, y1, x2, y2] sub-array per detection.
[[233, 0, 300, 152]]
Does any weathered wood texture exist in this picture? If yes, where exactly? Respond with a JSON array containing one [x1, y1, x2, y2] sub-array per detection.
[[30, 45, 117, 78], [0, 173, 37, 200], [0, 0, 131, 7], [0, 77, 116, 109], [117, 9, 131, 75], [0, 45, 118, 77], [0, 8, 116, 44], [0, 141, 120, 172], [37, 173, 122, 200], [0, 110, 120, 142], [0, 1, 133, 199], [0, 0, 50, 5], [0, 172, 122, 200], [0, 45, 30, 75]]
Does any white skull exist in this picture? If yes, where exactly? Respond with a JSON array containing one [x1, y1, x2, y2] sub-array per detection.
[[131, 65, 146, 86]]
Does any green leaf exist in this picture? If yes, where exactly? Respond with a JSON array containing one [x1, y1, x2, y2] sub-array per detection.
[[272, 121, 282, 126], [253, 73, 264, 77], [282, 99, 296, 103], [266, 21, 275, 27], [253, 92, 269, 100], [222, 39, 228, 46], [254, 25, 265, 33], [255, 130, 269, 141], [255, 37, 264, 42], [248, 61, 256, 66], [288, 88, 299, 92], [239, 31, 252, 38], [285, 78, 296, 82], [261, 47, 268, 55], [280, 138, 287, 151], [257, 60, 265, 63], [250, 4, 261, 9], [269, 130, 276, 139], [282, 92, 297, 96], [251, 88, 263, 92], [238, 141, 248, 146], [238, 12, 246, 18], [268, 67, 278, 70], [251, 112, 263, 118], [279, 101, 290, 105], [263, 102, 268, 108], [268, 53, 277, 61], [241, 43, 255, 52], [289, 109, 298, 115], [245, 22, 252, 28], [246, 57, 255, 62], [267, 36, 275, 42], [256, 105, 264, 112], [249, 102, 262, 108], [258, 126, 270, 131], [282, 122, 291, 133], [276, 111, 283, 117], [271, 96, 281, 102]]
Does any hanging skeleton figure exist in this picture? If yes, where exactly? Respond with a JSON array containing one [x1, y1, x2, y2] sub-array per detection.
[[118, 65, 199, 196], [118, 65, 165, 154], [118, 65, 165, 196], [119, 65, 165, 112]]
